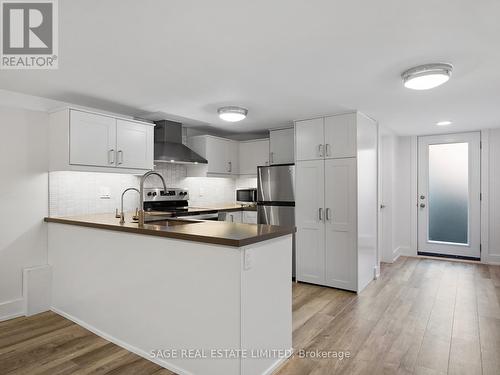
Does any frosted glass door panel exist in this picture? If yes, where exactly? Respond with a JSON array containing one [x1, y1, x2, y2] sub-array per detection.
[[428, 143, 469, 244]]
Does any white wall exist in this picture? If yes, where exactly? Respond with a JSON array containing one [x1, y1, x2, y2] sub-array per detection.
[[487, 128, 500, 263], [389, 130, 500, 264], [0, 107, 49, 320]]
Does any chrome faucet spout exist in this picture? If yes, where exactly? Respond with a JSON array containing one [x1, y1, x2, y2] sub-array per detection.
[[120, 188, 140, 224], [138, 171, 167, 227]]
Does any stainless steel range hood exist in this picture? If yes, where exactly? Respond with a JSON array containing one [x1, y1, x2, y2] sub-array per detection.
[[154, 120, 207, 164]]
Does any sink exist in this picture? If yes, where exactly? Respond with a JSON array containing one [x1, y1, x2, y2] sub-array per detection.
[[144, 218, 200, 226]]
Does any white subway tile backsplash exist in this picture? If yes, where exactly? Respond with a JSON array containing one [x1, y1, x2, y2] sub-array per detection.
[[49, 164, 248, 217]]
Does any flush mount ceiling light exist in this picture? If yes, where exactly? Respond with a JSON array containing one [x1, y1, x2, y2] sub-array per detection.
[[402, 63, 453, 90], [436, 120, 453, 126], [217, 106, 248, 122]]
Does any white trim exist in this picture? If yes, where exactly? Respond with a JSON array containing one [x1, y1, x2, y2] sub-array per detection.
[[51, 307, 194, 375], [397, 246, 415, 257], [480, 129, 490, 263], [410, 136, 418, 254], [266, 350, 293, 375], [0, 298, 25, 322]]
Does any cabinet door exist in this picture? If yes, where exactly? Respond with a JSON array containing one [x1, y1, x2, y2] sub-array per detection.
[[324, 113, 357, 159], [270, 128, 294, 165], [295, 118, 324, 161], [206, 137, 230, 174], [227, 140, 240, 174], [242, 211, 257, 224], [226, 211, 242, 223], [70, 110, 116, 167], [295, 160, 325, 284], [239, 139, 270, 175], [324, 158, 357, 291], [116, 120, 154, 170]]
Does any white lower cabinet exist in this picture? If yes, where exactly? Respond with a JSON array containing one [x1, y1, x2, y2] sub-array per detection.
[[242, 211, 257, 224], [225, 211, 242, 223], [296, 160, 326, 284], [324, 158, 357, 290]]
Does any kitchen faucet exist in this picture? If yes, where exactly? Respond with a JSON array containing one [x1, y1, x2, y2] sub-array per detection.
[[138, 171, 167, 227], [119, 188, 140, 224]]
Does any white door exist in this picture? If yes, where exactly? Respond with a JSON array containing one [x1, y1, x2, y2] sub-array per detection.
[[417, 132, 481, 259], [324, 113, 357, 159], [270, 128, 294, 164], [116, 120, 154, 170], [295, 118, 324, 161], [296, 160, 325, 284], [70, 110, 116, 167], [324, 158, 357, 291], [206, 137, 230, 174]]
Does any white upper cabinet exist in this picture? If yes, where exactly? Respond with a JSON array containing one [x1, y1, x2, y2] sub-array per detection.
[[70, 110, 116, 167], [116, 119, 154, 170], [227, 140, 240, 174], [239, 139, 270, 175], [295, 118, 324, 161], [187, 136, 239, 176], [50, 108, 154, 173], [295, 113, 358, 161], [324, 113, 357, 158], [269, 127, 294, 165]]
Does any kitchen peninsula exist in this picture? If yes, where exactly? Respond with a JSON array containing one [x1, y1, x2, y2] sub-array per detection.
[[45, 215, 294, 375]]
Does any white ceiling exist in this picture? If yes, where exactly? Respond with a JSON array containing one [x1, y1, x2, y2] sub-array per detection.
[[1, 0, 499, 136]]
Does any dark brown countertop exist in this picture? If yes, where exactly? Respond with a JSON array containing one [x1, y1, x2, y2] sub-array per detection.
[[44, 213, 294, 247]]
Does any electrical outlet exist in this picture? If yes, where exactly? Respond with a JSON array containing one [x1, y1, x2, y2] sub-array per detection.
[[99, 187, 111, 199]]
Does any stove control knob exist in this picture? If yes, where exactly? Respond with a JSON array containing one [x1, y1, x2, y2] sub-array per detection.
[[147, 192, 152, 197], [152, 192, 157, 197]]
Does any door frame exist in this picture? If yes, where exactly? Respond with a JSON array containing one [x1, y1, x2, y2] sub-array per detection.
[[417, 132, 481, 260]]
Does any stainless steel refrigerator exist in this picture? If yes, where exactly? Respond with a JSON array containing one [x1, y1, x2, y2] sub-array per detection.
[[257, 164, 296, 277]]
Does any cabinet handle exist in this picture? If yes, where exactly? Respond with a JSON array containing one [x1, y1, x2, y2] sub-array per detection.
[[108, 149, 115, 164], [270, 152, 274, 164], [326, 144, 331, 157], [318, 208, 323, 221], [117, 150, 123, 165], [326, 208, 331, 221], [228, 161, 232, 173], [318, 144, 324, 157]]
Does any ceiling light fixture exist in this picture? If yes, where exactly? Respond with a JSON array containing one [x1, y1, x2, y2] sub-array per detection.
[[218, 106, 248, 122], [402, 63, 453, 90], [436, 120, 452, 126]]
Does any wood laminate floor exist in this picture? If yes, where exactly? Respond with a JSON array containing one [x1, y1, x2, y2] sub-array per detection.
[[1, 257, 499, 375]]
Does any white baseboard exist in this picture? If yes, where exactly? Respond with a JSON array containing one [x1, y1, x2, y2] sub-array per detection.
[[267, 348, 293, 375], [396, 246, 415, 257], [485, 253, 500, 265], [0, 298, 24, 322]]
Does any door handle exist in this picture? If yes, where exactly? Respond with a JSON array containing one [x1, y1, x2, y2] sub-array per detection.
[[117, 150, 123, 165], [325, 144, 331, 157], [108, 149, 115, 164], [380, 204, 386, 209], [326, 208, 331, 221], [318, 144, 324, 157], [318, 208, 323, 221]]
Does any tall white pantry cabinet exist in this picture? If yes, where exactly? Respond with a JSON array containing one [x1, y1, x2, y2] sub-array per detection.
[[295, 112, 378, 293]]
